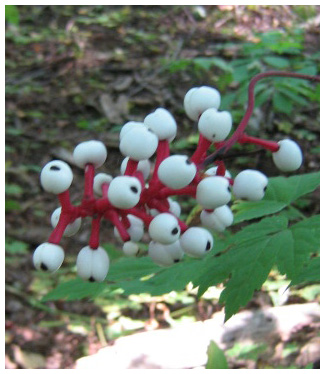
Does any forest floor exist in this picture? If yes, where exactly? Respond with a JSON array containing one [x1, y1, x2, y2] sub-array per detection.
[[5, 5, 320, 369]]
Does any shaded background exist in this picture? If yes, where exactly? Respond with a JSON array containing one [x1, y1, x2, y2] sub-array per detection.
[[5, 5, 319, 369]]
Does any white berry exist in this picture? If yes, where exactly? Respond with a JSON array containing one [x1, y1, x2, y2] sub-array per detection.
[[108, 176, 142, 209], [200, 205, 233, 232], [122, 241, 139, 257], [232, 169, 268, 201], [148, 213, 181, 244], [119, 126, 159, 161], [33, 242, 65, 272], [196, 176, 231, 209], [93, 173, 113, 195], [180, 227, 213, 258], [272, 139, 303, 172], [40, 160, 73, 194], [198, 108, 232, 141], [148, 240, 184, 266], [73, 140, 107, 168], [76, 245, 109, 282], [51, 207, 82, 237], [158, 155, 197, 189], [184, 86, 221, 121], [144, 108, 177, 141], [168, 198, 181, 217], [114, 214, 144, 242], [119, 121, 146, 140], [205, 166, 232, 179], [120, 157, 151, 180]]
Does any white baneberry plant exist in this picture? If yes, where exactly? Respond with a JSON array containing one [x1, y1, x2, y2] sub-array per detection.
[[35, 71, 319, 321]]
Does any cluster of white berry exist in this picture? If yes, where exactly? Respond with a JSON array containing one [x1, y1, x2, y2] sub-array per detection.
[[33, 85, 303, 282]]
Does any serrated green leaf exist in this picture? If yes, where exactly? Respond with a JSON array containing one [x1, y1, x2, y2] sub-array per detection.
[[206, 340, 228, 369], [277, 216, 320, 279], [42, 279, 107, 301], [289, 257, 319, 286], [107, 256, 160, 282], [220, 230, 289, 321]]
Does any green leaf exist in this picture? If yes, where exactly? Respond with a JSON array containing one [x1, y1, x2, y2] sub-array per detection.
[[289, 257, 320, 286], [219, 229, 289, 321], [5, 238, 29, 254], [5, 5, 19, 25], [206, 341, 228, 369], [273, 92, 293, 114], [42, 279, 107, 301], [193, 57, 233, 72], [277, 215, 320, 279], [263, 56, 290, 69]]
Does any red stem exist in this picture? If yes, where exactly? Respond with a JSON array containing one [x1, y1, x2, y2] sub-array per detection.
[[238, 133, 280, 152], [215, 160, 226, 176], [89, 214, 102, 249], [83, 164, 95, 200], [222, 71, 320, 152], [48, 212, 71, 244], [190, 135, 212, 164], [124, 158, 139, 176], [105, 210, 130, 242], [151, 140, 169, 183]]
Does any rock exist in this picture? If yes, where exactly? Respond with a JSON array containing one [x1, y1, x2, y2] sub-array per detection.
[[75, 302, 319, 369]]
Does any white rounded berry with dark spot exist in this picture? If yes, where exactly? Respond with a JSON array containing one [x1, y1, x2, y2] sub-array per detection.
[[148, 240, 184, 266], [198, 108, 232, 141], [76, 246, 109, 282], [107, 176, 142, 209], [158, 155, 197, 189], [40, 160, 73, 194], [232, 169, 268, 201], [196, 176, 231, 209], [148, 213, 181, 244], [180, 227, 213, 258], [33, 242, 65, 272]]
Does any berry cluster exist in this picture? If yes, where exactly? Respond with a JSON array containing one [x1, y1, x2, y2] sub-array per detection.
[[34, 72, 316, 283]]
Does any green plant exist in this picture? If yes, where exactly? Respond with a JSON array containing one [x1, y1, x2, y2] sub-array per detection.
[[32, 70, 319, 324]]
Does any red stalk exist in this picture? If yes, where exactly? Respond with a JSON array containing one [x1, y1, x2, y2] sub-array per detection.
[[238, 133, 280, 152], [48, 212, 71, 244], [88, 214, 102, 249], [83, 163, 95, 200], [151, 140, 169, 183], [222, 71, 320, 152], [190, 135, 212, 164], [124, 158, 139, 176]]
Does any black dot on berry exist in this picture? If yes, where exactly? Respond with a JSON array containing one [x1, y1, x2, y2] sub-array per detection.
[[50, 165, 60, 171], [40, 263, 48, 271], [185, 158, 192, 165], [130, 186, 138, 193], [228, 186, 231, 193], [212, 134, 216, 138], [206, 241, 211, 251], [263, 186, 268, 192], [171, 227, 179, 235], [88, 276, 95, 282]]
